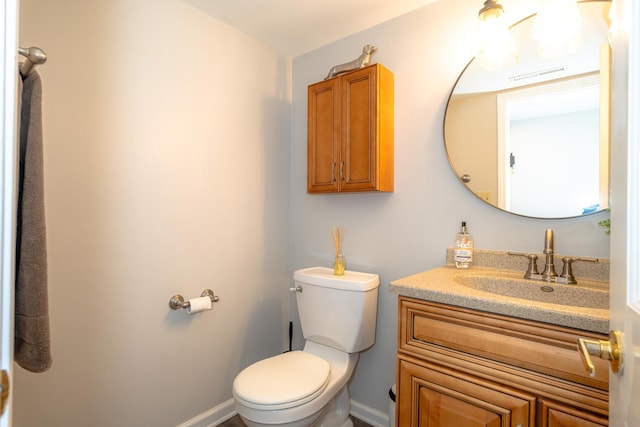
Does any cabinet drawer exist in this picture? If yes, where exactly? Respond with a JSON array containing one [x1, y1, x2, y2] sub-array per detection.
[[398, 297, 609, 390]]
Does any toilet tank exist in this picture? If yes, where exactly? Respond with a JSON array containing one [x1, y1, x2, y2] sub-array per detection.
[[293, 267, 380, 353]]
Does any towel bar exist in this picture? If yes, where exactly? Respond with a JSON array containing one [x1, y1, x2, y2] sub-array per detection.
[[169, 289, 220, 310]]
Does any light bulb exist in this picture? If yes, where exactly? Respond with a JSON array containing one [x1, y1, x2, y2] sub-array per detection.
[[532, 0, 583, 58], [473, 6, 519, 71]]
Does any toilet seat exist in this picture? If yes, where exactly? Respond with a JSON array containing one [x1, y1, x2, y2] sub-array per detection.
[[233, 351, 330, 410]]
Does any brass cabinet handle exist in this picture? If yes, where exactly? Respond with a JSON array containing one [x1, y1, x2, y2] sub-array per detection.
[[577, 330, 623, 378], [0, 370, 9, 415]]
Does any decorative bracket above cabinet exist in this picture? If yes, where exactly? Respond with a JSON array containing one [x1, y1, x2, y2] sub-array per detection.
[[307, 63, 394, 194]]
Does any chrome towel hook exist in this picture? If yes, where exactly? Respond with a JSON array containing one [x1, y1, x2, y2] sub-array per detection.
[[169, 289, 220, 310]]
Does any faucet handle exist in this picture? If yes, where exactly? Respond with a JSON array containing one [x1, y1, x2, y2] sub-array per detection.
[[508, 252, 539, 279], [557, 257, 599, 284], [558, 257, 577, 284]]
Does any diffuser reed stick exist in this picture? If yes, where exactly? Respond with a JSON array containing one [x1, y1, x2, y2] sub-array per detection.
[[332, 226, 343, 255], [332, 226, 345, 276]]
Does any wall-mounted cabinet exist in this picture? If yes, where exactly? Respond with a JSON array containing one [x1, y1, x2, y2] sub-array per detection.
[[307, 63, 394, 193], [396, 297, 609, 427]]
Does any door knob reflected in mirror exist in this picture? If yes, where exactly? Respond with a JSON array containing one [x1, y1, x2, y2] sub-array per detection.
[[577, 330, 623, 378]]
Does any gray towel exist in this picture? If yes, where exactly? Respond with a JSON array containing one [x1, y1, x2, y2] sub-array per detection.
[[15, 69, 51, 373]]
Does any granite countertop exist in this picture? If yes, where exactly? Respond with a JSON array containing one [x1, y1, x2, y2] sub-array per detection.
[[389, 250, 610, 334]]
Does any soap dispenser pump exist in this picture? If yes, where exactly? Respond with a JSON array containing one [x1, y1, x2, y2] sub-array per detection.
[[454, 221, 473, 269]]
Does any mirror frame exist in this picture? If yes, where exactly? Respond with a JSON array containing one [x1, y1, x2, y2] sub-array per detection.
[[443, 0, 611, 220]]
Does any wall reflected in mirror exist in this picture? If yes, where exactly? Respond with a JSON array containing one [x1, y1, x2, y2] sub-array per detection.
[[444, 0, 611, 219]]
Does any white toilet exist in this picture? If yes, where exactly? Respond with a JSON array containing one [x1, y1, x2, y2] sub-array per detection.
[[232, 267, 380, 427]]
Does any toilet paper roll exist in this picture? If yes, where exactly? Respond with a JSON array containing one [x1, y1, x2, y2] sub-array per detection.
[[186, 296, 212, 314]]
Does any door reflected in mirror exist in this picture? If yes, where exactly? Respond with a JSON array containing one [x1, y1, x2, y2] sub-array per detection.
[[444, 0, 611, 219]]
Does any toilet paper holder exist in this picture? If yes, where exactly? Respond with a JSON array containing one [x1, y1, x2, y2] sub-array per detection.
[[169, 289, 220, 310]]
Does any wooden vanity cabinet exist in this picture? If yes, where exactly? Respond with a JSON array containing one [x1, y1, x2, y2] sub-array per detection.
[[396, 297, 609, 427], [399, 357, 536, 426], [307, 63, 394, 193]]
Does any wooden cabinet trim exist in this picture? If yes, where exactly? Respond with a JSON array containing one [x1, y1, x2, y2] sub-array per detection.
[[307, 63, 393, 193], [396, 296, 610, 425], [307, 78, 340, 193], [399, 297, 609, 389], [539, 398, 608, 426], [399, 357, 536, 427], [341, 67, 376, 190], [398, 346, 608, 416]]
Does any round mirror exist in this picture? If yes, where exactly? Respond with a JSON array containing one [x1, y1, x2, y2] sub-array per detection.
[[444, 0, 611, 219]]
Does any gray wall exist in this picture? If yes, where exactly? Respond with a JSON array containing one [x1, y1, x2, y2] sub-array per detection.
[[15, 0, 610, 424], [15, 0, 292, 425], [290, 0, 610, 414]]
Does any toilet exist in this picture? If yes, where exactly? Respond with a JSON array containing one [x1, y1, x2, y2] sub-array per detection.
[[232, 267, 380, 427]]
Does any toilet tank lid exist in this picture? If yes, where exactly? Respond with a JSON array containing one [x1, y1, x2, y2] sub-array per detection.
[[294, 267, 380, 291]]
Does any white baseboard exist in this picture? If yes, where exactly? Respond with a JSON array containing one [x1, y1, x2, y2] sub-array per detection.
[[178, 398, 389, 427], [350, 399, 390, 427], [176, 398, 237, 427]]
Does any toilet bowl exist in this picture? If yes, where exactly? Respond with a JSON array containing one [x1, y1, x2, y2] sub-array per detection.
[[232, 267, 380, 427], [234, 342, 358, 427]]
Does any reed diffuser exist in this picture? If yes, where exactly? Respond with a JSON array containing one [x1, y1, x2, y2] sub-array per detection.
[[332, 226, 346, 276]]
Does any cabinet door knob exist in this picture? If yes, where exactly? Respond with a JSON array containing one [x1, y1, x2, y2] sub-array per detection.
[[577, 330, 623, 378]]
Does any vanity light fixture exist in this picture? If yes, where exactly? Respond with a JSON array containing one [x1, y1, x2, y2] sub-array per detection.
[[472, 0, 519, 71], [531, 0, 583, 58]]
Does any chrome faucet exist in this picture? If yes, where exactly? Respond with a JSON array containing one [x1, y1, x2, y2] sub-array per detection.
[[540, 229, 557, 282]]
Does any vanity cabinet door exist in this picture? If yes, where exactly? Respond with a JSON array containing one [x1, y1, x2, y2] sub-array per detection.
[[398, 357, 535, 427], [539, 399, 608, 427], [307, 64, 394, 193]]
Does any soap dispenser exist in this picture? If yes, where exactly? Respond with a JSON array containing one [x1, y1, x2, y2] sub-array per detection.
[[454, 221, 473, 269]]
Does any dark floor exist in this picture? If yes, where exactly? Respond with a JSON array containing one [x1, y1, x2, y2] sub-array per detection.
[[219, 414, 373, 427]]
